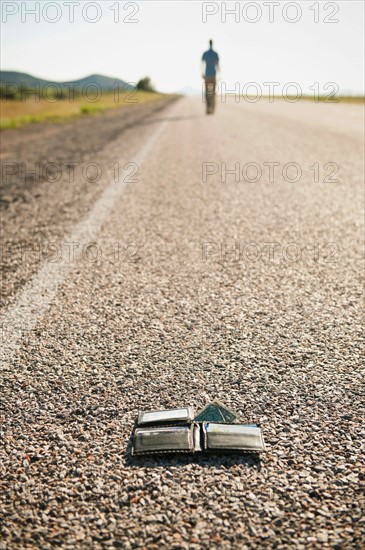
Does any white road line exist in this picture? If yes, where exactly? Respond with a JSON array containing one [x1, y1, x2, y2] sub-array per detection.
[[0, 100, 180, 367]]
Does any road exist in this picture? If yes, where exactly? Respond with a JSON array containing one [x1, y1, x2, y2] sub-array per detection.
[[1, 96, 364, 548]]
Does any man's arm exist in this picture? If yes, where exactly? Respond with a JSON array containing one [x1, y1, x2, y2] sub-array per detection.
[[201, 53, 206, 79], [216, 54, 220, 80]]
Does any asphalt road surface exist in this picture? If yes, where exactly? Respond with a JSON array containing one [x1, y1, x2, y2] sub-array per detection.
[[1, 96, 364, 548]]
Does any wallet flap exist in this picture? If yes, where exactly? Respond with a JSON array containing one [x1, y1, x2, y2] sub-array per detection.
[[138, 407, 194, 426], [204, 423, 264, 452], [133, 425, 194, 454]]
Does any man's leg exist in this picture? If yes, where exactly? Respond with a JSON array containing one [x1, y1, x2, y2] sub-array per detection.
[[205, 79, 211, 113], [205, 79, 216, 114], [211, 79, 216, 113]]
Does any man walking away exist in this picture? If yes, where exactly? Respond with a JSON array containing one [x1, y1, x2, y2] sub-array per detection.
[[202, 39, 220, 114]]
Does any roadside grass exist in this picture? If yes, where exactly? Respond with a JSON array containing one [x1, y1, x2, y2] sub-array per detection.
[[258, 95, 365, 105], [0, 91, 166, 130], [224, 94, 365, 104], [269, 95, 365, 104], [80, 104, 106, 115]]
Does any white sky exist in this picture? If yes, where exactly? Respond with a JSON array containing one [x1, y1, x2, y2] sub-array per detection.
[[1, 0, 364, 94]]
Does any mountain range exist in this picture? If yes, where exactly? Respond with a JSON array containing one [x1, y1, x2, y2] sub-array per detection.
[[0, 71, 135, 91]]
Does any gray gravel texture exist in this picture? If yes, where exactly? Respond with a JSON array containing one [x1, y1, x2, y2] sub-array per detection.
[[1, 97, 364, 548], [0, 96, 177, 305]]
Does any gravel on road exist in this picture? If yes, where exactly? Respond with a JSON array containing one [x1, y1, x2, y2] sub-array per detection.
[[1, 97, 364, 548], [0, 96, 178, 305]]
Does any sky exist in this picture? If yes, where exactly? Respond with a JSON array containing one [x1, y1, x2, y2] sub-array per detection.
[[1, 0, 364, 94]]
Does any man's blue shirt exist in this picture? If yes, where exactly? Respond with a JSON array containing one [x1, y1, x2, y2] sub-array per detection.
[[202, 48, 219, 78]]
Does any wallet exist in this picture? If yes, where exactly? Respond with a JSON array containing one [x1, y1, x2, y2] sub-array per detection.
[[131, 405, 265, 456]]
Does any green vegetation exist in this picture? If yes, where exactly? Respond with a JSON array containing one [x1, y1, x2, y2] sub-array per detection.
[[80, 104, 106, 115], [136, 77, 155, 92], [0, 113, 70, 130], [1, 115, 41, 129]]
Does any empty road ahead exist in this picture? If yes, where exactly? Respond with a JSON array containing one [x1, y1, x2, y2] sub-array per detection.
[[1, 96, 364, 548]]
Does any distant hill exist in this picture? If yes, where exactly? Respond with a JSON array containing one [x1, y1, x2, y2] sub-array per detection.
[[0, 71, 135, 91]]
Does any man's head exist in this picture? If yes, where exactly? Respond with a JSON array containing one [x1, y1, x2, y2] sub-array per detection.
[[209, 39, 213, 48]]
